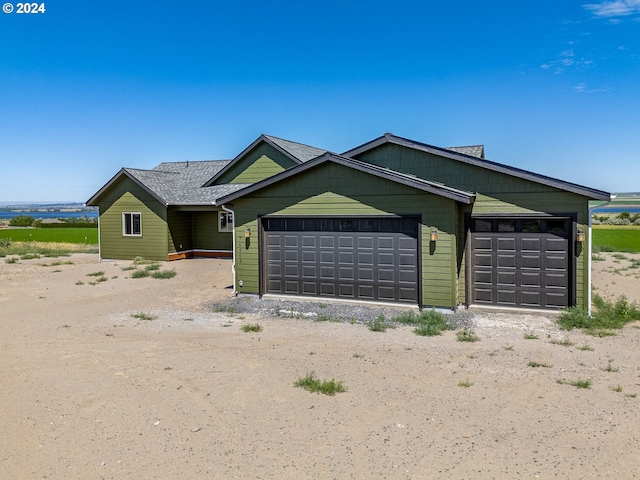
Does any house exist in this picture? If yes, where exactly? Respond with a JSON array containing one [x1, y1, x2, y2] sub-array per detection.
[[87, 132, 610, 312]]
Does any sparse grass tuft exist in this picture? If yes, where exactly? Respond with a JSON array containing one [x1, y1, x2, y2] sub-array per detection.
[[456, 328, 480, 342], [523, 332, 539, 340], [611, 385, 623, 392], [549, 338, 574, 347], [458, 379, 474, 388], [294, 372, 346, 396], [557, 378, 591, 389], [5, 256, 19, 264], [121, 265, 136, 271], [131, 312, 157, 321], [130, 268, 150, 278], [576, 343, 594, 351], [368, 315, 392, 332], [151, 269, 176, 279], [528, 361, 552, 368], [601, 359, 619, 372], [241, 323, 262, 332], [86, 270, 105, 277]]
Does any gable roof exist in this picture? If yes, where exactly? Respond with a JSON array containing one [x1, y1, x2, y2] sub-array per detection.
[[203, 134, 328, 187], [343, 133, 611, 201], [86, 160, 250, 206], [215, 152, 475, 205], [446, 145, 485, 159]]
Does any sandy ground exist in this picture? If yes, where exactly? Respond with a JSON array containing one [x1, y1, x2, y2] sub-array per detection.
[[1, 253, 640, 479]]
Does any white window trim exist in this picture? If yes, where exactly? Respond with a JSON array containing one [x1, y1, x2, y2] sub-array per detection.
[[122, 212, 142, 236], [218, 211, 233, 233]]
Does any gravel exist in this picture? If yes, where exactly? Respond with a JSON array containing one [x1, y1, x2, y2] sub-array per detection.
[[206, 295, 478, 330]]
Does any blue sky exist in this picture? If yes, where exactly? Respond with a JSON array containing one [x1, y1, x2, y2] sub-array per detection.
[[1, 0, 639, 203]]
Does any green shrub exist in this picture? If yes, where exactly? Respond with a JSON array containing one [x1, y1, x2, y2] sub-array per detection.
[[9, 215, 35, 227], [151, 269, 176, 279], [294, 372, 347, 396], [241, 323, 262, 332], [130, 269, 150, 278], [558, 295, 640, 334], [368, 315, 391, 332], [0, 238, 12, 248], [456, 328, 480, 342]]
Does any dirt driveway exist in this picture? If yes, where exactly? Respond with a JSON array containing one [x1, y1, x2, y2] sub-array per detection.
[[1, 253, 639, 479]]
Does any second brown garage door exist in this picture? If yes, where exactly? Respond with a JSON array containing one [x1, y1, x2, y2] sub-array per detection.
[[470, 217, 572, 310], [263, 217, 419, 304]]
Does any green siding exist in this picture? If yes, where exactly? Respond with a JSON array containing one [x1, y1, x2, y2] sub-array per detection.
[[193, 211, 233, 251], [231, 162, 460, 309], [96, 177, 168, 260], [230, 155, 286, 184], [215, 142, 297, 185], [356, 143, 591, 310], [167, 209, 193, 254]]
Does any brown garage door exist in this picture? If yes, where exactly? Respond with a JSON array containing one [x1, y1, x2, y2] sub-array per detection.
[[263, 217, 419, 304], [470, 217, 572, 309]]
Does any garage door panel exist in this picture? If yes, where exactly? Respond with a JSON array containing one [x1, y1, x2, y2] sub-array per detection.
[[284, 281, 299, 294], [545, 238, 567, 252], [471, 217, 570, 310], [473, 236, 492, 250], [521, 238, 541, 252], [474, 288, 493, 303], [302, 265, 317, 277], [546, 273, 567, 288], [320, 251, 334, 263], [378, 237, 394, 249], [399, 269, 417, 283], [474, 253, 493, 267], [521, 272, 541, 287], [497, 254, 516, 268], [358, 252, 373, 265], [285, 265, 299, 276], [340, 284, 355, 297], [302, 282, 317, 295], [547, 255, 567, 270], [357, 285, 374, 299], [496, 289, 517, 305], [521, 291, 541, 306], [497, 271, 516, 286], [358, 268, 374, 281], [264, 217, 419, 304], [474, 270, 492, 285], [378, 286, 395, 301], [302, 236, 316, 247], [521, 255, 541, 269], [302, 251, 316, 262], [377, 268, 394, 282], [497, 237, 516, 251]]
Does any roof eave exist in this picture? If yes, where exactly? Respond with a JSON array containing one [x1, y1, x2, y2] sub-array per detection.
[[86, 168, 169, 207], [202, 134, 305, 187], [345, 134, 611, 201], [217, 153, 475, 205]]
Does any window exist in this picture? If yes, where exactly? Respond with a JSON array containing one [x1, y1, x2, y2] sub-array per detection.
[[219, 211, 233, 232], [123, 213, 141, 236]]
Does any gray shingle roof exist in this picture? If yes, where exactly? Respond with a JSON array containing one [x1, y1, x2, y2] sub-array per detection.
[[111, 160, 244, 205], [263, 135, 327, 162], [445, 145, 485, 159]]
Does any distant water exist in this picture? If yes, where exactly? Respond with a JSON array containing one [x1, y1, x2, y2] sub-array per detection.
[[0, 211, 98, 220], [591, 207, 640, 214]]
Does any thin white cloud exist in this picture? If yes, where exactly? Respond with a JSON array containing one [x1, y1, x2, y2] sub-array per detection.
[[584, 0, 640, 17], [541, 49, 593, 74], [574, 83, 610, 93]]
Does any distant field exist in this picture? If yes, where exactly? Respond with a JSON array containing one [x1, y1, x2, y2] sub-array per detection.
[[592, 226, 640, 252], [0, 228, 98, 244]]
